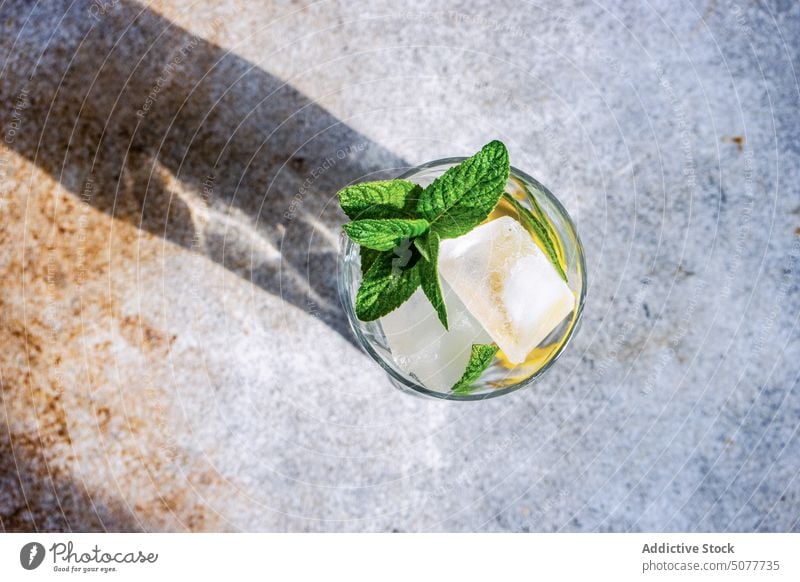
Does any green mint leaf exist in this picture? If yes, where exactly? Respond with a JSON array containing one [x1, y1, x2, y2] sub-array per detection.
[[502, 193, 567, 281], [452, 344, 499, 394], [359, 247, 383, 276], [413, 237, 429, 261], [418, 232, 448, 329], [417, 140, 509, 239], [338, 180, 422, 220], [355, 247, 421, 321], [343, 218, 429, 251]]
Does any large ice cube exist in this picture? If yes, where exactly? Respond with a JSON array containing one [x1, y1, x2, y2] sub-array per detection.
[[438, 215, 574, 364], [380, 283, 492, 392]]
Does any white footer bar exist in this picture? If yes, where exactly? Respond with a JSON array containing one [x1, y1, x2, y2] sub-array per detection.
[[1, 533, 797, 581]]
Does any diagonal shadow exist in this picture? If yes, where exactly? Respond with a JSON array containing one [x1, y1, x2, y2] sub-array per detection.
[[0, 428, 140, 532], [0, 0, 409, 342]]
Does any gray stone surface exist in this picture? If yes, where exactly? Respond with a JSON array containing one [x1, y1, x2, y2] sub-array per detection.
[[0, 0, 798, 531]]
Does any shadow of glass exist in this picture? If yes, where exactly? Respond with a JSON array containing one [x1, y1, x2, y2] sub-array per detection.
[[0, 432, 139, 532], [0, 0, 409, 342]]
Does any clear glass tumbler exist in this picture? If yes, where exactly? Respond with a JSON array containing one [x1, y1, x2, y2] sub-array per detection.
[[338, 158, 587, 400]]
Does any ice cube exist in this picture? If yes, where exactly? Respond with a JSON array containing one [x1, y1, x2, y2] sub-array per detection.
[[438, 215, 574, 364], [380, 282, 492, 392]]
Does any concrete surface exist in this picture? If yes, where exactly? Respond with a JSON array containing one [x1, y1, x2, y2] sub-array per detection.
[[0, 0, 798, 531]]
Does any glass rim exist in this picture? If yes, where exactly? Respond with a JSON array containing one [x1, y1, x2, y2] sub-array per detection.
[[338, 157, 588, 401]]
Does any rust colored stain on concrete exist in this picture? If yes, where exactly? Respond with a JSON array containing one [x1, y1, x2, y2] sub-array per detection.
[[0, 153, 226, 532]]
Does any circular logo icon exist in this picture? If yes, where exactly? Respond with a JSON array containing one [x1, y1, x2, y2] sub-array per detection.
[[19, 542, 45, 570]]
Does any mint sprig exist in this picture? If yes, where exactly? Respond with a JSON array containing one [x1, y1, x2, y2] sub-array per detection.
[[452, 344, 499, 394], [339, 140, 510, 325], [338, 141, 512, 390]]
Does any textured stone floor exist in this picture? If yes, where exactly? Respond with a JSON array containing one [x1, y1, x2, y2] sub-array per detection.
[[0, 0, 798, 531]]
